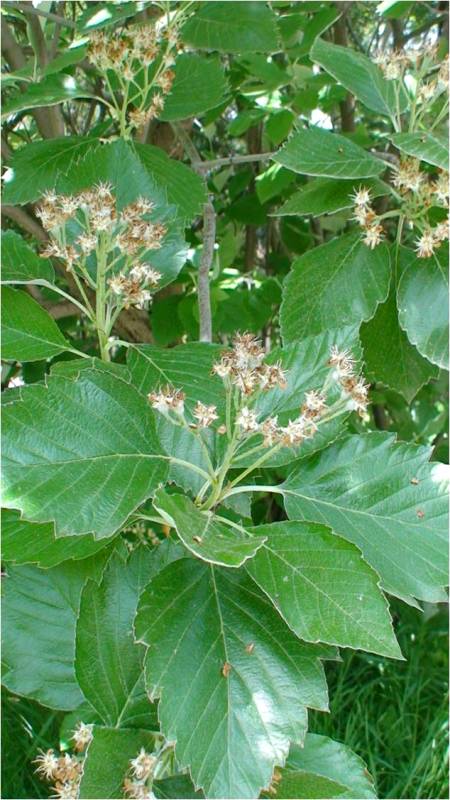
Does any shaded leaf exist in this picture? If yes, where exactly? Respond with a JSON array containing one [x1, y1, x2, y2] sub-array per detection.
[[282, 432, 449, 603], [1, 230, 55, 284], [247, 521, 401, 658], [2, 286, 72, 361], [280, 233, 391, 342], [273, 733, 376, 799], [2, 369, 168, 538], [361, 286, 438, 402], [78, 726, 155, 799], [1, 509, 111, 568], [136, 559, 329, 799], [153, 489, 266, 567], [397, 245, 449, 370], [75, 549, 159, 728], [2, 553, 108, 710], [2, 74, 94, 117]]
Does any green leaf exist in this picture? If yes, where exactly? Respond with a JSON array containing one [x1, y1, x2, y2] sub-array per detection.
[[273, 128, 385, 179], [136, 558, 329, 799], [281, 432, 449, 603], [3, 137, 205, 221], [2, 136, 99, 205], [153, 489, 266, 567], [160, 54, 229, 121], [246, 521, 401, 658], [256, 164, 296, 204], [182, 2, 279, 54], [78, 726, 155, 799], [266, 109, 295, 146], [1, 230, 55, 284], [76, 2, 138, 32], [75, 549, 160, 728], [2, 553, 108, 710], [2, 74, 94, 117], [2, 287, 72, 361], [361, 287, 438, 403], [2, 369, 168, 538], [127, 342, 225, 418], [273, 178, 389, 217], [377, 0, 414, 18], [154, 775, 205, 799], [280, 233, 391, 342], [311, 38, 408, 117], [274, 733, 376, 799], [397, 245, 449, 369], [43, 45, 88, 76], [391, 132, 449, 170], [1, 509, 111, 568], [294, 7, 340, 58]]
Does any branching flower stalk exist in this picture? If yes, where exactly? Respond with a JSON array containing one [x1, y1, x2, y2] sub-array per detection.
[[86, 3, 195, 138], [148, 334, 370, 512], [37, 184, 166, 361]]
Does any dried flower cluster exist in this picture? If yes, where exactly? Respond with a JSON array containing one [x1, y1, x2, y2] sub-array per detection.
[[123, 747, 158, 799], [212, 333, 287, 395], [351, 186, 384, 249], [376, 49, 410, 80], [148, 334, 369, 455], [34, 722, 93, 799], [87, 25, 177, 130], [37, 184, 164, 309]]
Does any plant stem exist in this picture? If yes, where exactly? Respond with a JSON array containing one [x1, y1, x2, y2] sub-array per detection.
[[95, 236, 110, 362]]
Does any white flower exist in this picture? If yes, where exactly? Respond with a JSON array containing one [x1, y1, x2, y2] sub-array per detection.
[[193, 401, 218, 428], [415, 230, 436, 258], [71, 721, 94, 752], [237, 407, 259, 433], [350, 186, 372, 207], [363, 223, 384, 249], [34, 749, 59, 780], [130, 748, 157, 781]]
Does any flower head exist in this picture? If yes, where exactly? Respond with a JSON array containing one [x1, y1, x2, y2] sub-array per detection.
[[71, 721, 94, 752], [363, 223, 384, 249], [130, 748, 157, 781], [148, 386, 185, 415], [415, 229, 436, 258], [193, 401, 218, 428], [236, 407, 259, 433], [34, 749, 59, 781]]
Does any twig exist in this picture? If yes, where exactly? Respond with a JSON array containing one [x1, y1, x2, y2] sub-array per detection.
[[193, 152, 274, 172], [4, 2, 77, 29], [2, 204, 48, 242], [198, 197, 215, 343]]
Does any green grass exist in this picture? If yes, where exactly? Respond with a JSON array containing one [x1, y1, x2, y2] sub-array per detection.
[[310, 601, 449, 799], [2, 602, 448, 799]]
